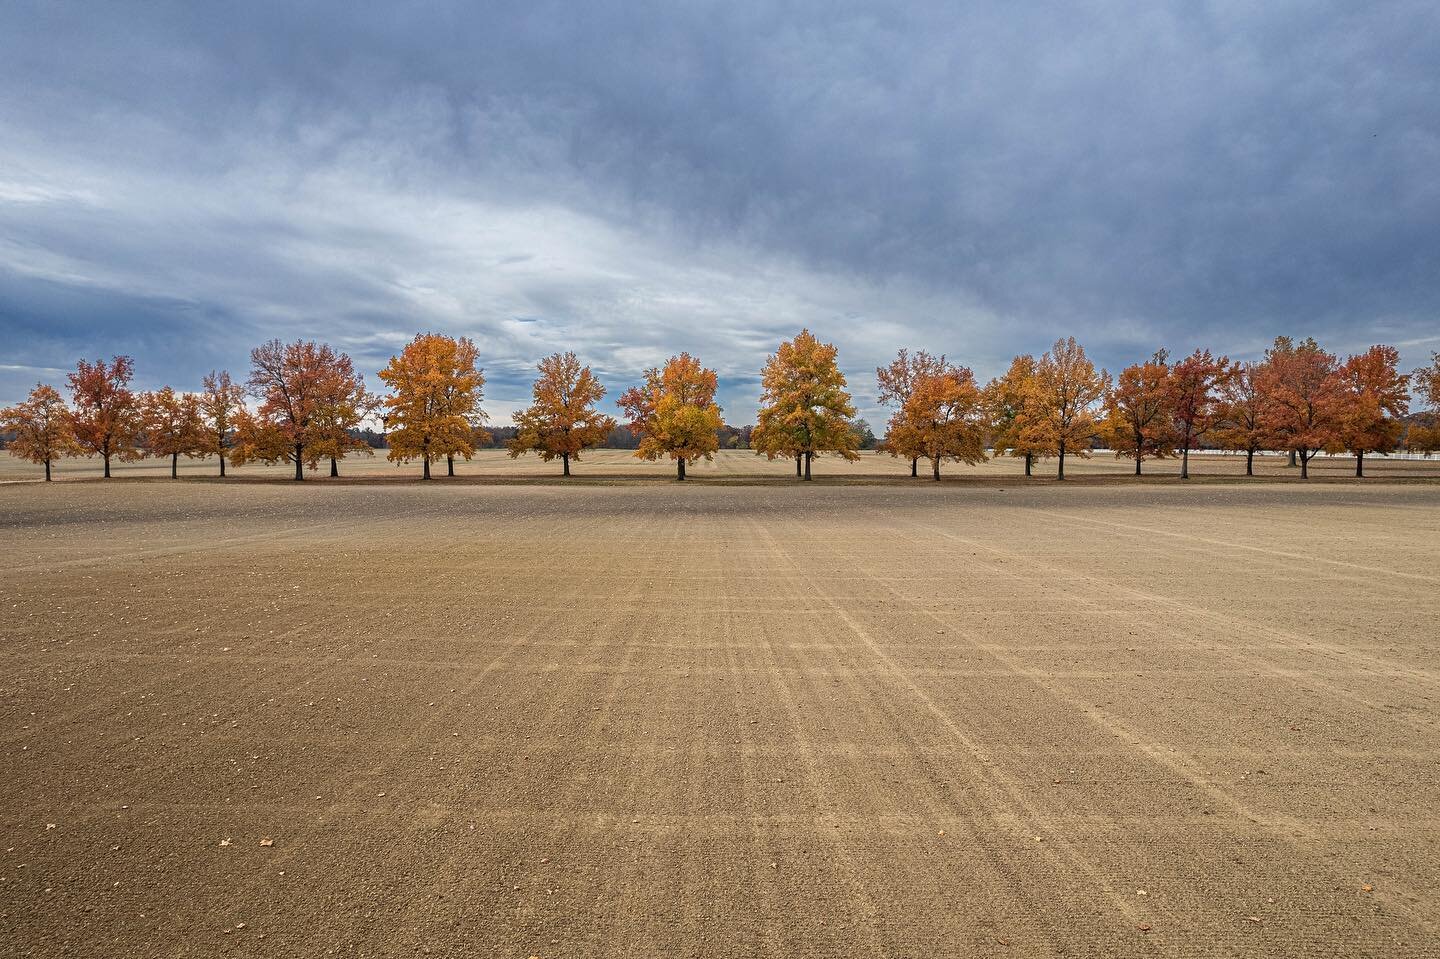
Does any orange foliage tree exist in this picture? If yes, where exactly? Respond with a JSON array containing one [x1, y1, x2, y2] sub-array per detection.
[[618, 352, 723, 481], [507, 352, 616, 476], [983, 355, 1044, 477], [67, 356, 143, 478], [1257, 336, 1344, 479], [139, 387, 207, 478], [894, 361, 988, 480], [752, 329, 859, 480], [200, 370, 246, 477], [1102, 350, 1174, 475], [1167, 349, 1233, 480], [1020, 337, 1109, 480], [379, 333, 490, 479], [1336, 345, 1409, 477], [1409, 353, 1440, 454], [876, 349, 949, 477], [1, 384, 81, 481], [233, 339, 372, 481], [1213, 361, 1271, 476]]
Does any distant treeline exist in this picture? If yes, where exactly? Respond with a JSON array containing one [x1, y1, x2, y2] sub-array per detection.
[[3, 330, 1437, 482]]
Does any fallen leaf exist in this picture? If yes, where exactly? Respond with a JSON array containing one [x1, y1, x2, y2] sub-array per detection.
[[1361, 884, 1373, 892], [1137, 924, 1152, 932], [259, 838, 274, 847], [1245, 916, 1262, 924], [219, 839, 231, 847]]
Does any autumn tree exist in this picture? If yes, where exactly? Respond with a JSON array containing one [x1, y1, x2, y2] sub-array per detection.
[[1409, 353, 1440, 454], [507, 352, 616, 476], [1020, 337, 1109, 480], [1257, 336, 1344, 480], [379, 333, 490, 480], [199, 370, 247, 477], [139, 387, 207, 478], [1167, 349, 1232, 480], [983, 355, 1044, 477], [752, 329, 859, 480], [877, 348, 948, 477], [1213, 361, 1271, 476], [1, 384, 81, 481], [67, 356, 143, 478], [1336, 345, 1409, 477], [232, 339, 370, 481], [894, 361, 988, 480], [618, 352, 723, 480], [1101, 350, 1173, 475]]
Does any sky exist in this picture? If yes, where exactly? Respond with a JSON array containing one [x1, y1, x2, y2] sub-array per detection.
[[2, 1, 1438, 426]]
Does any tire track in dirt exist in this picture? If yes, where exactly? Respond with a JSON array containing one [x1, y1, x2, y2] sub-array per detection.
[[836, 516, 1439, 940], [747, 519, 1164, 952]]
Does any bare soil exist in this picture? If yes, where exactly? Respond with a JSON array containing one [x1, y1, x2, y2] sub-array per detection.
[[1, 478, 1437, 957]]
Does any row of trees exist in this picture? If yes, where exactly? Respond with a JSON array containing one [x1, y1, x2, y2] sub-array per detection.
[[5, 332, 1439, 481]]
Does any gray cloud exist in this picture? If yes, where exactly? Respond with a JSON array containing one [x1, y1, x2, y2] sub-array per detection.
[[2, 1, 1438, 424]]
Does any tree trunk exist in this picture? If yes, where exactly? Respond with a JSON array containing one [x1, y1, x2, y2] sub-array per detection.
[[447, 454, 454, 477], [1300, 450, 1309, 479], [294, 445, 304, 481], [795, 455, 802, 477], [171, 452, 178, 479], [103, 452, 111, 479], [1288, 449, 1297, 467], [563, 452, 571, 477], [911, 457, 918, 477], [932, 457, 941, 481], [423, 456, 431, 480], [678, 457, 686, 481], [1180, 446, 1190, 480], [1355, 451, 1363, 478], [1057, 442, 1066, 480], [804, 451, 812, 481], [45, 458, 52, 482], [1024, 452, 1032, 477], [1134, 456, 1141, 476], [330, 456, 339, 477], [219, 454, 226, 478], [1245, 448, 1254, 476]]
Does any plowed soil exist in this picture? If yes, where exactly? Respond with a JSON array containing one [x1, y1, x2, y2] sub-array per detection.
[[2, 478, 1438, 957]]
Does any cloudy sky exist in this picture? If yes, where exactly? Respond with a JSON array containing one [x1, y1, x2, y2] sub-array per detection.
[[2, 1, 1438, 425]]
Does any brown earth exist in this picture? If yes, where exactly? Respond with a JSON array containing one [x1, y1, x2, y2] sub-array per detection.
[[1, 476, 1438, 957]]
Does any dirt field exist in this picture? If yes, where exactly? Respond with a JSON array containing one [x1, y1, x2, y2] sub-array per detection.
[[2, 475, 1438, 957]]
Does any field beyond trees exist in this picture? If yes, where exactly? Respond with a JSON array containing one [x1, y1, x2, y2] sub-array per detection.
[[2, 479, 1438, 957]]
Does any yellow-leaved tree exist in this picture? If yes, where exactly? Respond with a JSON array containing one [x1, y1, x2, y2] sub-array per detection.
[[507, 352, 616, 476], [618, 352, 723, 480], [753, 329, 859, 480], [379, 333, 491, 479], [1020, 337, 1110, 480], [982, 354, 1045, 477], [139, 386, 207, 478]]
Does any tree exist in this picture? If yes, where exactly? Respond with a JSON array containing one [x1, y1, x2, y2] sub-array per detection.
[[877, 349, 948, 476], [1337, 345, 1409, 477], [617, 352, 723, 480], [139, 387, 207, 478], [1257, 336, 1344, 480], [895, 362, 988, 480], [1167, 349, 1232, 480], [67, 356, 143, 478], [233, 339, 369, 481], [200, 371, 247, 477], [983, 355, 1044, 477], [379, 333, 491, 480], [1101, 350, 1173, 475], [1, 384, 81, 481], [507, 352, 616, 476], [1410, 353, 1440, 455], [1019, 337, 1109, 480], [1213, 361, 1270, 476], [752, 329, 859, 480]]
